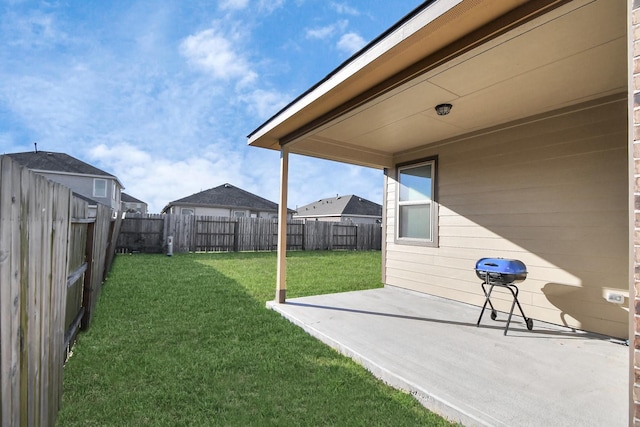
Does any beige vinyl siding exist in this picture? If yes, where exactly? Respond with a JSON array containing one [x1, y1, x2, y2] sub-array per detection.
[[384, 97, 628, 338]]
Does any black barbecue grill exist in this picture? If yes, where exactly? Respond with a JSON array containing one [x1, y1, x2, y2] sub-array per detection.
[[475, 258, 533, 335]]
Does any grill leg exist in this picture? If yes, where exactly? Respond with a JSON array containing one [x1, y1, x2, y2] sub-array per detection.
[[504, 289, 518, 335], [503, 284, 532, 335], [477, 282, 497, 327]]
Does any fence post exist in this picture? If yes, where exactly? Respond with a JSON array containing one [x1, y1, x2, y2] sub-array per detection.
[[190, 215, 196, 252], [233, 220, 239, 252], [302, 221, 306, 250], [81, 221, 95, 330]]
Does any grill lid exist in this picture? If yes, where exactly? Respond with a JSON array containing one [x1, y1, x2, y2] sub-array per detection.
[[475, 258, 527, 284]]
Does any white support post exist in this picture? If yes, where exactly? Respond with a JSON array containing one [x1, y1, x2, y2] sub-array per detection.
[[276, 145, 289, 303]]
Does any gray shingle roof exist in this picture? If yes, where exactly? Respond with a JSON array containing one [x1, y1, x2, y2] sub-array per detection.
[[121, 193, 145, 204], [295, 195, 381, 217], [165, 183, 280, 212], [6, 151, 116, 178]]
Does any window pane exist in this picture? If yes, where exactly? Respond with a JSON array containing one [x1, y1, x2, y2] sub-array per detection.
[[399, 164, 432, 201], [93, 179, 107, 198], [399, 204, 431, 239]]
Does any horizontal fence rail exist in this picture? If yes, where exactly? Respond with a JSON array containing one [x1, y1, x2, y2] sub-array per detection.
[[116, 214, 382, 253]]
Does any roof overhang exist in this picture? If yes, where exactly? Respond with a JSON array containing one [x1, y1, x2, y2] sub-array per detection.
[[248, 0, 626, 169]]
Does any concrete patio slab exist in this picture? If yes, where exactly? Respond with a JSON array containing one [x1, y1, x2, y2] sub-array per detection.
[[267, 286, 628, 427]]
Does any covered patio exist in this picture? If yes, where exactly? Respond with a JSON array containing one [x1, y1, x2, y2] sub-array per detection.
[[249, 0, 632, 424], [268, 286, 627, 426]]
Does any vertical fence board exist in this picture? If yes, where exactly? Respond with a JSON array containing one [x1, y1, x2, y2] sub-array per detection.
[[82, 204, 111, 329], [0, 157, 22, 426], [104, 214, 122, 277], [24, 162, 41, 425], [38, 176, 52, 425], [81, 221, 95, 330], [51, 184, 70, 418]]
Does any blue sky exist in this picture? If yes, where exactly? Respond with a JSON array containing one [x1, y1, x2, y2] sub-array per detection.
[[1, 0, 424, 213]]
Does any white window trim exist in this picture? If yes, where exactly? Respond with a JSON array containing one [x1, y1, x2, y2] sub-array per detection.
[[93, 178, 107, 198], [395, 157, 438, 247]]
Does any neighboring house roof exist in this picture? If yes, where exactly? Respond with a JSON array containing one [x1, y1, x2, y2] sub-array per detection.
[[121, 192, 145, 204], [295, 195, 382, 218], [163, 183, 289, 213], [7, 151, 119, 181]]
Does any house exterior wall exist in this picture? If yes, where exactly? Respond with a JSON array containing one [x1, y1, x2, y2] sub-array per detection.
[[37, 171, 121, 211], [384, 97, 627, 339]]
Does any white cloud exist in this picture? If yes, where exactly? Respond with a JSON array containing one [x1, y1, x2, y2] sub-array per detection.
[[219, 0, 250, 11], [90, 143, 151, 165], [218, 0, 284, 14], [256, 0, 285, 14], [180, 25, 257, 85], [241, 88, 290, 120], [337, 32, 366, 55], [306, 20, 348, 40], [330, 2, 360, 16], [3, 11, 66, 48], [88, 143, 251, 213]]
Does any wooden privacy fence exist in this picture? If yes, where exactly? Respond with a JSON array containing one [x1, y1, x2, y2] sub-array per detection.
[[0, 156, 121, 426], [117, 214, 382, 253]]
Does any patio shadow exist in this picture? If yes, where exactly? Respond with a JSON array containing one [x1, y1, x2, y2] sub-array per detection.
[[542, 282, 628, 340], [285, 300, 617, 341]]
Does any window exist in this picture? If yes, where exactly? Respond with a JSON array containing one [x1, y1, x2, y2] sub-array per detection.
[[93, 179, 107, 198], [181, 208, 194, 215], [397, 158, 437, 245], [233, 211, 246, 218]]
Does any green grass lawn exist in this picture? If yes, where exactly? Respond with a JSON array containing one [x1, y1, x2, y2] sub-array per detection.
[[57, 251, 455, 426]]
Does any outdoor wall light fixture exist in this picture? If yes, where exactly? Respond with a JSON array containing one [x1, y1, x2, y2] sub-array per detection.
[[435, 103, 452, 116]]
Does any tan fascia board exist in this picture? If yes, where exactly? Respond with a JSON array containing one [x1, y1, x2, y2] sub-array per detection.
[[247, 0, 461, 149]]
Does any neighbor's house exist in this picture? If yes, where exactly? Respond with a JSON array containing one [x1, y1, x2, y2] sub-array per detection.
[[121, 192, 148, 214], [7, 151, 123, 215], [249, 0, 628, 341], [293, 195, 382, 225], [162, 183, 293, 219]]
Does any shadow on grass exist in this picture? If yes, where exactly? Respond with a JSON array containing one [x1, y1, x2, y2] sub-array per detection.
[[57, 252, 452, 427]]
